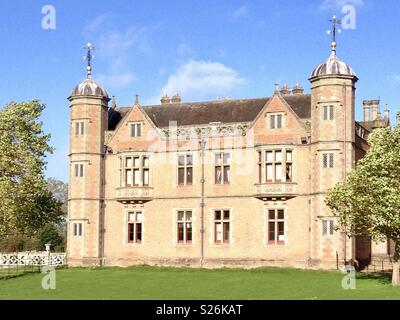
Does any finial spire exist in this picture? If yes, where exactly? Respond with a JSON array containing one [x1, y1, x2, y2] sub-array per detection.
[[84, 42, 95, 78], [135, 94, 140, 106], [327, 16, 341, 54]]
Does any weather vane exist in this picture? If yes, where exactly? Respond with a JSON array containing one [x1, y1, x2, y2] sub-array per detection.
[[84, 42, 95, 78], [327, 16, 342, 53]]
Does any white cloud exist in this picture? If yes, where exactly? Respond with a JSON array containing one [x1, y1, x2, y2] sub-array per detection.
[[152, 60, 244, 103], [233, 6, 249, 18], [83, 16, 150, 88], [320, 0, 364, 10], [97, 72, 136, 88]]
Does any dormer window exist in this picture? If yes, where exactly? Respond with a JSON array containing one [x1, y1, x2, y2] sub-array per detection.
[[270, 113, 284, 129], [131, 123, 142, 138]]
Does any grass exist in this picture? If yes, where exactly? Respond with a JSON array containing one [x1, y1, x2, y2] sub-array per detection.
[[0, 266, 399, 300]]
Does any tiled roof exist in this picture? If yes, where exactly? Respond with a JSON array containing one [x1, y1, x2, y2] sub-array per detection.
[[108, 94, 312, 130]]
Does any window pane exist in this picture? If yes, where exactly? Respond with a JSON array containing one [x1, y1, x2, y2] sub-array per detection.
[[74, 164, 78, 177], [126, 157, 133, 168], [286, 164, 292, 182], [136, 212, 143, 222], [178, 168, 185, 185], [322, 221, 328, 235], [223, 166, 230, 184], [178, 156, 185, 166], [266, 151, 273, 162], [73, 223, 77, 236], [177, 211, 185, 221], [278, 222, 285, 242], [268, 222, 275, 242], [178, 223, 184, 242], [80, 122, 84, 135], [143, 157, 149, 167], [223, 222, 230, 243], [78, 223, 82, 236], [268, 210, 275, 220], [128, 213, 135, 222], [133, 169, 140, 185], [133, 157, 140, 168], [80, 165, 84, 177], [128, 224, 134, 242], [270, 115, 275, 129], [275, 151, 282, 162], [266, 164, 273, 182], [277, 115, 282, 128], [215, 210, 222, 221], [186, 155, 193, 165], [137, 124, 142, 137], [278, 210, 284, 220], [143, 169, 149, 186], [223, 153, 230, 165], [323, 106, 328, 120], [75, 122, 79, 135], [223, 210, 230, 220], [215, 153, 222, 165], [329, 221, 334, 235], [329, 106, 334, 120], [131, 125, 136, 137], [323, 154, 328, 168], [286, 151, 292, 162], [215, 223, 222, 243], [258, 151, 262, 163], [215, 166, 222, 184], [275, 164, 282, 181], [259, 164, 262, 184], [136, 223, 142, 243], [186, 167, 193, 185], [126, 169, 133, 186], [329, 154, 334, 168], [186, 223, 193, 242]]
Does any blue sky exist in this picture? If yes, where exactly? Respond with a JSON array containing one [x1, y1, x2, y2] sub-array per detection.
[[0, 0, 399, 182]]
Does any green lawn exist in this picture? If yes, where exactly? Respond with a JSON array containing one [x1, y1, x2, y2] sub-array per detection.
[[0, 266, 399, 300]]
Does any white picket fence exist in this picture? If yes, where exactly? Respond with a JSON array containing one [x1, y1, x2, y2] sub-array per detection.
[[0, 252, 66, 267]]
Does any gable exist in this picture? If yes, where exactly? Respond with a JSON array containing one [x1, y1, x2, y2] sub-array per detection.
[[251, 94, 309, 145]]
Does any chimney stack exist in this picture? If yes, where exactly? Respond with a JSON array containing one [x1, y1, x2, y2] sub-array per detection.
[[363, 100, 371, 122], [280, 84, 291, 95], [292, 83, 304, 95], [384, 104, 390, 120], [171, 93, 182, 104], [370, 99, 380, 120], [161, 94, 171, 105]]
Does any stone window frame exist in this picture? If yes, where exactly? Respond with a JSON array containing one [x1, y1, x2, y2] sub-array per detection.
[[175, 209, 194, 245], [212, 209, 231, 245], [214, 152, 231, 185], [177, 154, 194, 187], [269, 112, 285, 129], [322, 219, 335, 237], [120, 153, 151, 188], [322, 153, 334, 169], [129, 121, 143, 138], [257, 148, 294, 184], [322, 105, 335, 121], [266, 208, 286, 245], [71, 118, 89, 137], [124, 210, 145, 246]]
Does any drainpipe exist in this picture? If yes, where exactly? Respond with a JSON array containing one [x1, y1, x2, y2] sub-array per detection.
[[199, 139, 206, 267], [343, 82, 347, 266]]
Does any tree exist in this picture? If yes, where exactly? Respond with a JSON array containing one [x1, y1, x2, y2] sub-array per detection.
[[0, 100, 64, 239], [37, 223, 64, 252], [326, 122, 400, 286], [47, 178, 68, 214]]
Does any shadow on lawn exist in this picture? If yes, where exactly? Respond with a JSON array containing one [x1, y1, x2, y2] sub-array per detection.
[[357, 272, 392, 285]]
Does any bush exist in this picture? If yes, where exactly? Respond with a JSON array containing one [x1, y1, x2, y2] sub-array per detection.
[[0, 235, 40, 253]]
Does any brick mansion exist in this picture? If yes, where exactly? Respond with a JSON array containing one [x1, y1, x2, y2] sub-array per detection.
[[67, 24, 392, 269]]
